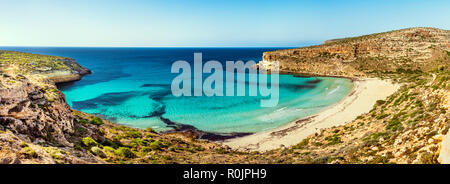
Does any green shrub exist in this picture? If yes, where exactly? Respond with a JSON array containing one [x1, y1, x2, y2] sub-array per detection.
[[115, 147, 135, 158], [146, 128, 156, 133], [192, 146, 205, 151], [99, 139, 121, 149], [76, 127, 88, 134], [20, 141, 29, 148], [386, 119, 402, 131], [313, 157, 331, 164], [103, 146, 115, 153], [82, 137, 98, 147], [79, 119, 89, 124], [42, 147, 64, 161], [293, 138, 310, 149], [215, 148, 229, 154], [133, 138, 148, 146], [145, 133, 156, 138], [142, 147, 153, 153], [427, 131, 438, 138], [376, 100, 386, 106], [149, 141, 163, 150], [325, 134, 342, 145], [368, 155, 389, 164], [415, 100, 423, 108], [22, 147, 38, 158], [89, 117, 103, 125], [420, 152, 439, 164], [363, 132, 388, 142], [376, 113, 390, 120], [126, 130, 142, 138]]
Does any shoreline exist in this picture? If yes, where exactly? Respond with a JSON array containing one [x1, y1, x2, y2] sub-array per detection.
[[52, 63, 400, 149], [220, 78, 401, 152]]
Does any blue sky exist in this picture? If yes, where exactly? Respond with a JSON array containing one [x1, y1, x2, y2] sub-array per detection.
[[1, 0, 449, 47]]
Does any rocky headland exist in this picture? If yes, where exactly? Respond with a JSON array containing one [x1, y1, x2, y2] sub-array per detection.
[[259, 27, 449, 77]]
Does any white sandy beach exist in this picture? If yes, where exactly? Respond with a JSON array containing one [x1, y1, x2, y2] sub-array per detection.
[[221, 78, 401, 152]]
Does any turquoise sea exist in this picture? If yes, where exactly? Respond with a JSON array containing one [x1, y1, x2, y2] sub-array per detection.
[[1, 47, 353, 134]]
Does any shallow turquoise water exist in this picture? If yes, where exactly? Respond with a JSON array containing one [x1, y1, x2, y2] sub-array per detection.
[[64, 74, 352, 133], [0, 47, 353, 133]]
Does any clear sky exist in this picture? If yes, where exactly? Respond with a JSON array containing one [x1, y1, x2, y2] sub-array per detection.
[[1, 0, 449, 47]]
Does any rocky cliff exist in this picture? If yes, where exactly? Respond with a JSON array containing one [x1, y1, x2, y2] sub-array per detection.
[[0, 76, 75, 146], [260, 27, 450, 77], [257, 27, 450, 164], [0, 51, 98, 163], [0, 51, 91, 148]]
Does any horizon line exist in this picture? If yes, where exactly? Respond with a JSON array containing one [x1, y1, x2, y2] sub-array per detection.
[[0, 45, 303, 48]]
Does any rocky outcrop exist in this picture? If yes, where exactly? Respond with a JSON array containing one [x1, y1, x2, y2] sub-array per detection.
[[0, 52, 102, 163], [0, 51, 91, 146], [0, 50, 91, 84], [260, 27, 450, 77], [60, 58, 91, 76], [46, 58, 91, 83]]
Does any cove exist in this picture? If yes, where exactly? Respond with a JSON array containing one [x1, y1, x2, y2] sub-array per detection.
[[0, 47, 353, 134]]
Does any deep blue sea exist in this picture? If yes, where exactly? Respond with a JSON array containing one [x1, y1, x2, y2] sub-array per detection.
[[1, 47, 353, 133]]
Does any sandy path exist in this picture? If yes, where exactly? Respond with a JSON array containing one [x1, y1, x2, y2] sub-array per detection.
[[221, 78, 401, 152]]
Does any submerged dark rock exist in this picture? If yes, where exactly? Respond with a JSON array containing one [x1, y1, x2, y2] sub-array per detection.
[[158, 116, 252, 141], [143, 103, 166, 118], [306, 79, 322, 84], [72, 91, 142, 110], [140, 84, 171, 88]]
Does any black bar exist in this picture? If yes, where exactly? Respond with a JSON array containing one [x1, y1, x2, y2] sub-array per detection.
[[1, 164, 447, 183]]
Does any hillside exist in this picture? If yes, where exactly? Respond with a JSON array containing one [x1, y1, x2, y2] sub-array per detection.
[[275, 71, 449, 164], [260, 27, 450, 78], [257, 27, 450, 164]]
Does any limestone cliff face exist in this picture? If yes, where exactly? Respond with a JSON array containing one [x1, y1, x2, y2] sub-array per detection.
[[0, 51, 91, 147], [261, 27, 450, 77], [0, 51, 100, 163]]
